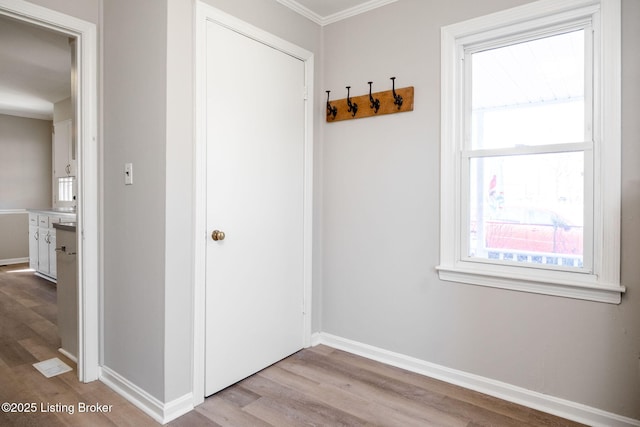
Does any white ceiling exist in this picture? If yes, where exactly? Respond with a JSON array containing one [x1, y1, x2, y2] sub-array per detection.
[[276, 0, 397, 25], [0, 15, 71, 121]]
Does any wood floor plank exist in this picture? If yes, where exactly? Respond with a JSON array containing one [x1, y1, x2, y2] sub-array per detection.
[[0, 337, 39, 367], [30, 302, 57, 324], [0, 296, 50, 329], [260, 365, 438, 427], [75, 384, 159, 427], [27, 318, 60, 347], [18, 336, 64, 362], [168, 409, 221, 427], [0, 407, 68, 427], [194, 395, 270, 427], [0, 313, 34, 341], [278, 351, 469, 426], [215, 383, 262, 408], [0, 356, 34, 403], [241, 374, 368, 427]]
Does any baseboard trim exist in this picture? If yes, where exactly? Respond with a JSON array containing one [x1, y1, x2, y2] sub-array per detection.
[[99, 366, 193, 424], [0, 257, 28, 266], [313, 332, 640, 427], [34, 271, 56, 283], [58, 348, 77, 364]]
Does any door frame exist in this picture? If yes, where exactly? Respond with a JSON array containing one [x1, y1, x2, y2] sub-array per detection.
[[193, 2, 314, 405], [0, 0, 100, 382]]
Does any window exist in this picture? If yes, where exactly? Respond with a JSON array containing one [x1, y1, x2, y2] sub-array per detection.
[[56, 176, 76, 207], [438, 0, 624, 303]]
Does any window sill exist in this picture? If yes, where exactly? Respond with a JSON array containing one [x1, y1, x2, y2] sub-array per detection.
[[436, 264, 625, 304]]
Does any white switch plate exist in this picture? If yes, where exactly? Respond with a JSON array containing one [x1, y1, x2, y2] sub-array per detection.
[[124, 163, 133, 185]]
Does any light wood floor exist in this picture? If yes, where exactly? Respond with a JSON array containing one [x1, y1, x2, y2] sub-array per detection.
[[0, 263, 583, 426]]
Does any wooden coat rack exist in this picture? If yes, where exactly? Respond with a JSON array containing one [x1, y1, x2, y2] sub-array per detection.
[[326, 77, 413, 123]]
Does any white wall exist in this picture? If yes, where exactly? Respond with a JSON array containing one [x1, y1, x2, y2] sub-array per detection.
[[53, 97, 72, 123], [0, 114, 52, 209], [0, 212, 28, 262], [0, 114, 51, 262], [163, 0, 194, 404], [321, 0, 640, 420], [102, 0, 167, 401]]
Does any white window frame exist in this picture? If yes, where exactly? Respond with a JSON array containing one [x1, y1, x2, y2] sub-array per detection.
[[462, 23, 594, 274], [438, 0, 624, 304]]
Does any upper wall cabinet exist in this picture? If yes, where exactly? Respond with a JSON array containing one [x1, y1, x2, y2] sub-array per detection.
[[53, 119, 76, 178]]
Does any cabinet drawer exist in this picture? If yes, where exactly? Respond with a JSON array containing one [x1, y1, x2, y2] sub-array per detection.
[[38, 215, 49, 228], [29, 214, 38, 226]]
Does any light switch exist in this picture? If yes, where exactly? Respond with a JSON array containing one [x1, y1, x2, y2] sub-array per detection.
[[124, 163, 133, 185]]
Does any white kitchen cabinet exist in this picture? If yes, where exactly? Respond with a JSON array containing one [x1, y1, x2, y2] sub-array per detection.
[[48, 230, 57, 278], [53, 119, 75, 177], [36, 228, 55, 279], [37, 226, 51, 275], [28, 215, 38, 270], [36, 214, 54, 279], [28, 211, 75, 282]]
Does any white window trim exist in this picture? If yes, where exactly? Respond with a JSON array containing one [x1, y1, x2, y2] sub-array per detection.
[[438, 0, 624, 304]]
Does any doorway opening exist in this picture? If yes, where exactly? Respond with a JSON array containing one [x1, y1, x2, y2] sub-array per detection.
[[0, 0, 99, 382]]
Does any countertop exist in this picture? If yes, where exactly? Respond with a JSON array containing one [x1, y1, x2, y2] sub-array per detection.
[[28, 208, 77, 217]]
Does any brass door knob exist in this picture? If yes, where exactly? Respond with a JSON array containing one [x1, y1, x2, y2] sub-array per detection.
[[211, 230, 226, 241]]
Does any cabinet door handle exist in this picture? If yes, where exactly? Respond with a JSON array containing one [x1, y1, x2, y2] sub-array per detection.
[[55, 246, 76, 255], [66, 164, 71, 175], [34, 231, 39, 241]]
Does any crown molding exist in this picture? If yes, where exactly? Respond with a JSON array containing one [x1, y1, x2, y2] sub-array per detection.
[[276, 0, 398, 26], [275, 0, 323, 24]]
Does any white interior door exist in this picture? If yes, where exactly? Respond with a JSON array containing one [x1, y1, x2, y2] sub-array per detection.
[[204, 19, 306, 396]]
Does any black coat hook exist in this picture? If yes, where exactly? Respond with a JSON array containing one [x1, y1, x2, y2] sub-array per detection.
[[368, 82, 380, 114], [391, 77, 403, 109], [326, 90, 337, 119], [346, 86, 358, 117]]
